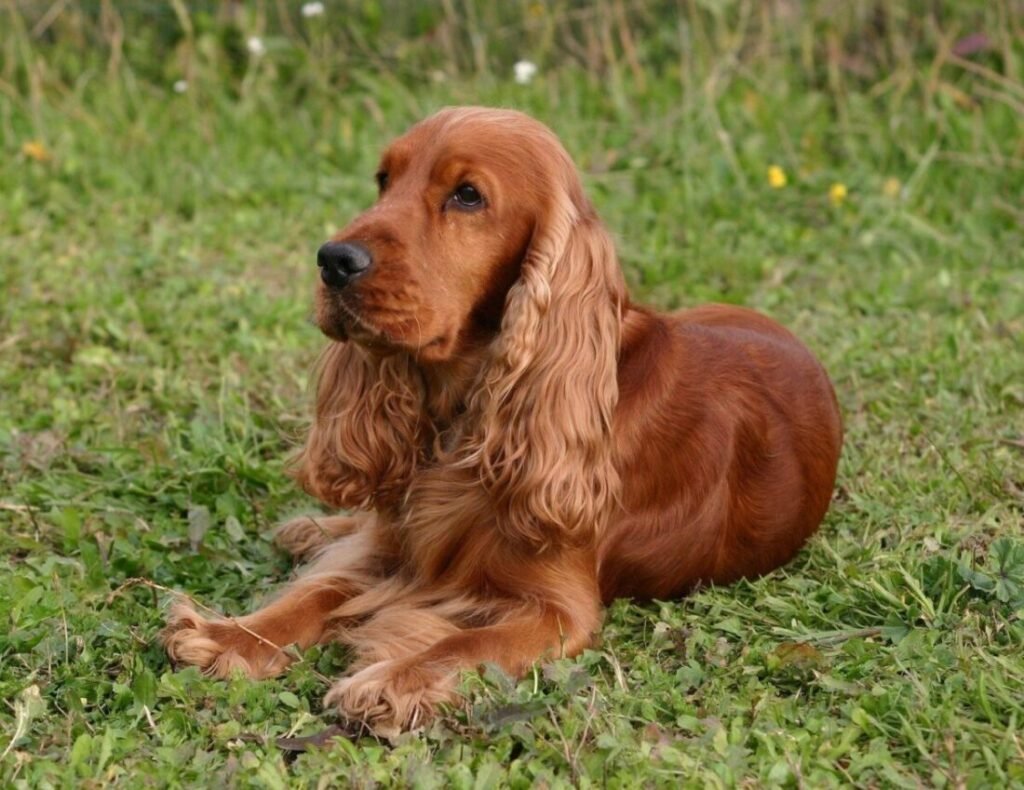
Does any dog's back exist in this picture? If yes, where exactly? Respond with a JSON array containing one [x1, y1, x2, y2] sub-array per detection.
[[599, 304, 842, 602]]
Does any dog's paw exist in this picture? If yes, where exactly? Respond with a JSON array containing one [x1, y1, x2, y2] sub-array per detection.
[[274, 514, 356, 559], [161, 601, 293, 680], [325, 659, 459, 737]]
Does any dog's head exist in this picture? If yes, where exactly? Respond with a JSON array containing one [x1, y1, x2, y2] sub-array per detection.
[[314, 107, 594, 362]]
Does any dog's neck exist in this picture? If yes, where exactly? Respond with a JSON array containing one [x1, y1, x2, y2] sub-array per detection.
[[417, 342, 491, 430]]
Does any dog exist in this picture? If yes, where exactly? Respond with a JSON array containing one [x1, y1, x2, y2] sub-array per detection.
[[163, 107, 842, 735]]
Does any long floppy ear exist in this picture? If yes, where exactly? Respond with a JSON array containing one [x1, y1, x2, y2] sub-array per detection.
[[462, 189, 626, 550], [292, 343, 425, 512]]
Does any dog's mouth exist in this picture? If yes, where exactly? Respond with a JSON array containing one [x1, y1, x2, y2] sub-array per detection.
[[319, 293, 409, 353], [318, 291, 454, 360], [324, 301, 373, 342]]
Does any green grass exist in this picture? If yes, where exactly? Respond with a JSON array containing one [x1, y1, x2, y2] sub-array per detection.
[[2, 1, 1024, 786]]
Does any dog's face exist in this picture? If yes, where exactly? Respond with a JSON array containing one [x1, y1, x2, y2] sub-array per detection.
[[314, 109, 557, 363]]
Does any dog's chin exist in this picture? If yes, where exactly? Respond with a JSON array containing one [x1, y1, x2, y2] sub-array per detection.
[[317, 303, 457, 361], [317, 319, 348, 343], [316, 311, 404, 356], [317, 298, 379, 346]]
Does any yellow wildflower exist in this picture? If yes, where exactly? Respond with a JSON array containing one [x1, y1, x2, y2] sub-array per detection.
[[22, 140, 51, 162], [829, 182, 847, 206], [767, 165, 787, 189], [742, 90, 760, 115], [882, 177, 901, 198]]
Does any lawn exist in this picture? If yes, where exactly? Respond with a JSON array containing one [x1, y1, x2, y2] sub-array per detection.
[[2, 1, 1023, 786]]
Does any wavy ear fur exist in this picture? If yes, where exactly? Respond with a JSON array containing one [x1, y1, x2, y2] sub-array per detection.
[[462, 188, 626, 550], [293, 343, 425, 512]]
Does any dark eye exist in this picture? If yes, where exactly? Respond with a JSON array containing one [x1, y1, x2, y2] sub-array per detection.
[[452, 183, 483, 209], [376, 171, 389, 192]]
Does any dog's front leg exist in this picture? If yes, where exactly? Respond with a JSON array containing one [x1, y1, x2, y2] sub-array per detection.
[[327, 596, 602, 735], [162, 517, 390, 679]]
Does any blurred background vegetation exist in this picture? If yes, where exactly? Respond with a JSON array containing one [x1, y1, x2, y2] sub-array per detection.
[[4, 0, 1021, 100]]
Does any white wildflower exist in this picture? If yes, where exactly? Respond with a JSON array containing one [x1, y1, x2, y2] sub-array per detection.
[[301, 2, 325, 17], [513, 60, 538, 85], [173, 80, 188, 94], [246, 36, 266, 57]]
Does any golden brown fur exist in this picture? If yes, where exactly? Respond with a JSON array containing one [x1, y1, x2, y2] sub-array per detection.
[[163, 107, 842, 736]]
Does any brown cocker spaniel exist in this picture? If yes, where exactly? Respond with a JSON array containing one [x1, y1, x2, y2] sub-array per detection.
[[163, 107, 842, 735]]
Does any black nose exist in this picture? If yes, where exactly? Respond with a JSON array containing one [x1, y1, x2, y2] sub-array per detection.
[[317, 241, 372, 288]]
